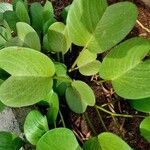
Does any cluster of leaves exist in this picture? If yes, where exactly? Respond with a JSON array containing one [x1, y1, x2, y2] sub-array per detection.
[[0, 0, 150, 149]]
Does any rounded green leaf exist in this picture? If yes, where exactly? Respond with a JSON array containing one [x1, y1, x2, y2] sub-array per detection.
[[16, 22, 41, 51], [0, 46, 55, 107], [0, 3, 13, 13], [43, 0, 54, 23], [129, 98, 150, 113], [140, 116, 150, 142], [83, 137, 102, 150], [3, 11, 19, 32], [0, 131, 23, 150], [65, 80, 95, 113], [36, 128, 82, 150], [77, 49, 101, 76], [30, 2, 43, 32], [67, 0, 137, 53], [24, 110, 49, 145], [16, 1, 30, 24], [98, 132, 132, 150], [47, 22, 71, 53], [45, 90, 59, 125], [99, 37, 150, 99], [0, 100, 5, 112]]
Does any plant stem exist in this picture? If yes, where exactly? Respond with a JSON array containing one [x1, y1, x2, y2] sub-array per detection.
[[84, 112, 97, 136], [69, 46, 87, 72], [94, 106, 108, 131], [56, 52, 60, 62], [95, 105, 146, 118], [59, 110, 66, 128]]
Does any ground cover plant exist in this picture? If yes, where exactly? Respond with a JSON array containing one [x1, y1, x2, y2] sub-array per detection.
[[0, 0, 150, 149]]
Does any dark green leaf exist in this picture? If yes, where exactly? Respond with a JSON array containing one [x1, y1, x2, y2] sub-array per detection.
[[0, 131, 23, 150], [30, 2, 43, 32], [3, 11, 19, 32], [140, 116, 150, 142], [129, 98, 150, 113]]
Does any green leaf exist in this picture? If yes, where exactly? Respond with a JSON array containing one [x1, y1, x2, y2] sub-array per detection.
[[0, 26, 10, 48], [0, 80, 5, 112], [98, 132, 132, 150], [0, 100, 5, 112], [77, 49, 101, 76], [129, 98, 150, 113], [99, 37, 150, 99], [30, 2, 43, 32], [36, 128, 82, 150], [43, 18, 56, 34], [0, 3, 13, 13], [0, 79, 5, 112], [43, 0, 54, 23], [140, 116, 150, 142], [61, 5, 70, 23], [24, 110, 49, 145], [47, 22, 71, 53], [16, 22, 41, 51], [45, 90, 59, 125], [3, 11, 19, 32], [0, 46, 55, 107], [65, 80, 95, 113], [16, 1, 30, 24], [5, 37, 23, 47], [67, 0, 137, 53], [0, 25, 11, 40], [0, 131, 23, 150], [83, 137, 102, 150]]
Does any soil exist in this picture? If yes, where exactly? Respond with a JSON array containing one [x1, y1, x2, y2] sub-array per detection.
[[3, 0, 150, 149]]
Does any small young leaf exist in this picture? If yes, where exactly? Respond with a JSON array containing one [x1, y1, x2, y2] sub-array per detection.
[[98, 132, 132, 150], [45, 90, 59, 125], [47, 22, 71, 53], [36, 128, 82, 150], [67, 0, 137, 53], [43, 0, 54, 23], [83, 137, 102, 150], [16, 22, 41, 51], [30, 2, 43, 32], [16, 0, 30, 24], [43, 18, 56, 34], [140, 116, 150, 142], [77, 49, 101, 76], [0, 47, 55, 107], [0, 3, 13, 13], [5, 36, 23, 47], [54, 63, 71, 96], [65, 80, 95, 113], [0, 131, 23, 150], [24, 110, 49, 145], [0, 100, 5, 112], [3, 11, 19, 32], [61, 5, 70, 23], [129, 98, 150, 113], [99, 37, 150, 99]]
